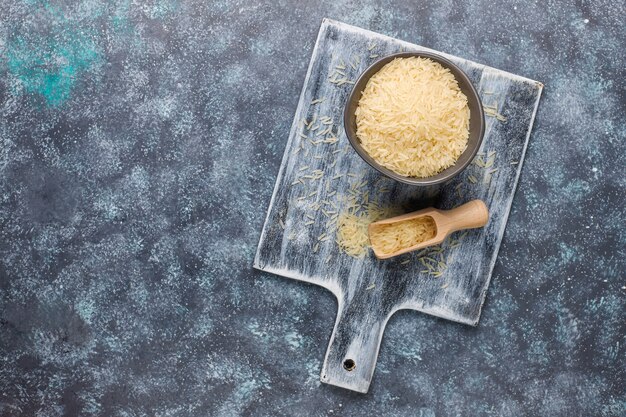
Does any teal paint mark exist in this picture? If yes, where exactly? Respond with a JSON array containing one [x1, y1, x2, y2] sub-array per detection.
[[284, 331, 303, 349], [20, 0, 47, 6], [395, 342, 423, 360], [558, 242, 578, 264], [111, 0, 132, 33], [75, 298, 97, 324], [149, 0, 179, 19], [5, 5, 101, 107], [528, 340, 550, 365], [247, 319, 266, 338]]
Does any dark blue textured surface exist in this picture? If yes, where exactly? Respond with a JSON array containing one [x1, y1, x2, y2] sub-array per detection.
[[0, 1, 624, 416]]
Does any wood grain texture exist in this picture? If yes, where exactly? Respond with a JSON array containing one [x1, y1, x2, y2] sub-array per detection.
[[254, 19, 543, 393]]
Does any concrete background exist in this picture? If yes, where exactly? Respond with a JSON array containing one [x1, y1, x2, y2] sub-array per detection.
[[0, 1, 624, 416]]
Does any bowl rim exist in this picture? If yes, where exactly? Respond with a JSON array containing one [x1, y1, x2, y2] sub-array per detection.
[[343, 51, 485, 186]]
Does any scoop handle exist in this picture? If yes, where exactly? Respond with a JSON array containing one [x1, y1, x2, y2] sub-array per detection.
[[440, 200, 489, 234]]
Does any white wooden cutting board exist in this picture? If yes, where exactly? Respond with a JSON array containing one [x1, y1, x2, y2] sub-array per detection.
[[254, 19, 543, 393]]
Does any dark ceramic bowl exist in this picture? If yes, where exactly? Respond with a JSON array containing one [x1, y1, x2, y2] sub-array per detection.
[[343, 52, 485, 186]]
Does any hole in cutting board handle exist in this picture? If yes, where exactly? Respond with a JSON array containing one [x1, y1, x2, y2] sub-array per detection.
[[343, 359, 356, 371]]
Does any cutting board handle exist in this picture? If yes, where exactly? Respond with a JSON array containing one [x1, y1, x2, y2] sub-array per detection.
[[320, 297, 388, 393]]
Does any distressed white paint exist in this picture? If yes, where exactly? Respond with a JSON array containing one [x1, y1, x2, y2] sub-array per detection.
[[254, 19, 543, 393]]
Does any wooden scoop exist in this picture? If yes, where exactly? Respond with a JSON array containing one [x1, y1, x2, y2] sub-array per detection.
[[369, 200, 489, 259]]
